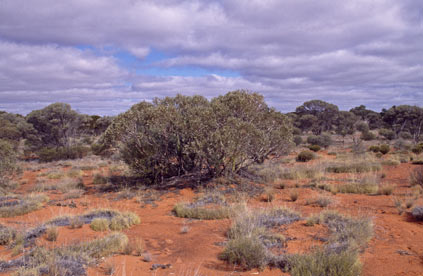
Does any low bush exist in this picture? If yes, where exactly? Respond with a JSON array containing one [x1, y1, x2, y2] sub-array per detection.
[[296, 151, 315, 162], [307, 134, 332, 148], [293, 135, 303, 146], [289, 250, 361, 276], [326, 161, 381, 173], [378, 184, 394, 195], [337, 174, 380, 195], [307, 195, 333, 207], [308, 145, 321, 152], [0, 194, 48, 217], [379, 129, 395, 140], [368, 145, 380, 153], [0, 233, 128, 275], [361, 131, 376, 141], [379, 144, 390, 155], [220, 206, 299, 269], [45, 227, 58, 241], [173, 203, 231, 220], [38, 145, 90, 162], [219, 236, 269, 269], [410, 166, 423, 187], [412, 144, 423, 154], [92, 173, 108, 184], [90, 218, 110, 231]]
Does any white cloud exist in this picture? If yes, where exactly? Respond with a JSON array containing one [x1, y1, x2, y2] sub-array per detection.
[[0, 0, 421, 114]]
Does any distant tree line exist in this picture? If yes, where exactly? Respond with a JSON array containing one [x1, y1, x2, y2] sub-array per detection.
[[289, 100, 423, 142], [1, 92, 423, 186]]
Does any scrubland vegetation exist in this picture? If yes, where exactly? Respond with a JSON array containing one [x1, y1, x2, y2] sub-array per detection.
[[0, 91, 423, 275]]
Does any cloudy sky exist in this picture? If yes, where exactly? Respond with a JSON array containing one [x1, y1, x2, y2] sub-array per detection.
[[0, 0, 422, 115]]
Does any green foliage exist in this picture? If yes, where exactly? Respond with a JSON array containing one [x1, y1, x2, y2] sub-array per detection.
[[326, 162, 381, 173], [38, 145, 89, 162], [296, 151, 315, 162], [306, 134, 332, 148], [289, 250, 361, 276], [382, 105, 423, 142], [0, 139, 18, 189], [296, 100, 339, 134], [90, 218, 110, 231], [379, 128, 395, 140], [108, 91, 292, 184], [335, 111, 358, 137], [355, 122, 369, 133], [26, 103, 80, 149], [379, 144, 390, 155], [412, 143, 423, 154], [368, 145, 380, 153], [173, 203, 231, 220], [293, 135, 303, 146], [308, 145, 321, 152], [350, 105, 382, 129], [361, 131, 376, 141], [410, 166, 423, 187], [219, 236, 268, 269], [0, 112, 37, 150]]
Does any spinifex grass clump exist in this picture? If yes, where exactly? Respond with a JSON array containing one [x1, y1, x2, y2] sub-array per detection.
[[173, 191, 232, 220], [219, 206, 300, 269], [287, 210, 373, 276], [326, 161, 381, 173], [0, 194, 48, 218], [336, 174, 380, 195], [0, 233, 128, 276], [13, 209, 140, 247]]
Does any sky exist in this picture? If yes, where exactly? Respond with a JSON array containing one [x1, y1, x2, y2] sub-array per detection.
[[0, 0, 422, 115]]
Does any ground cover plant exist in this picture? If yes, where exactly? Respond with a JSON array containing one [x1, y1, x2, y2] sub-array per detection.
[[0, 194, 48, 217], [0, 233, 128, 276]]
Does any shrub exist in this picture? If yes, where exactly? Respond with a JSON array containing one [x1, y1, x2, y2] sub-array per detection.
[[308, 145, 321, 152], [326, 162, 381, 173], [336, 174, 379, 195], [307, 134, 332, 148], [5, 233, 129, 276], [45, 227, 59, 241], [293, 135, 303, 146], [173, 203, 231, 220], [0, 139, 18, 190], [378, 184, 394, 195], [361, 131, 376, 141], [379, 128, 395, 140], [410, 166, 423, 187], [296, 151, 315, 162], [38, 145, 89, 162], [92, 173, 108, 184], [0, 194, 48, 217], [411, 206, 423, 220], [368, 145, 380, 153], [111, 92, 293, 184], [379, 144, 390, 155], [219, 236, 268, 269], [262, 187, 275, 202], [312, 195, 333, 207], [289, 250, 361, 276], [90, 218, 110, 231], [399, 131, 412, 140], [412, 144, 423, 154]]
